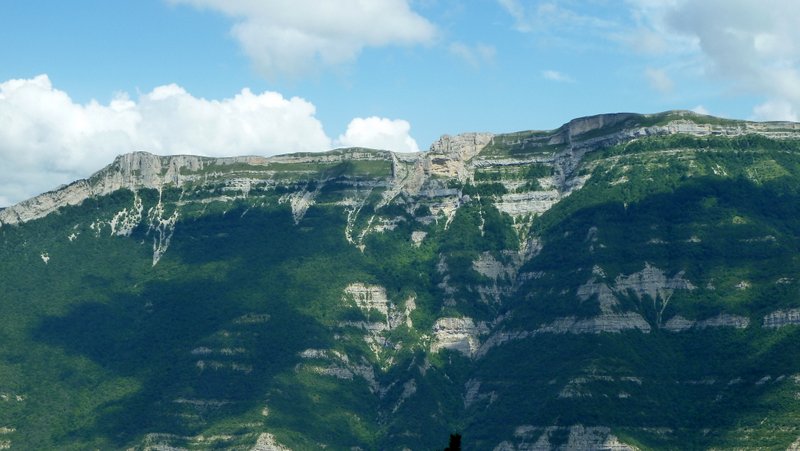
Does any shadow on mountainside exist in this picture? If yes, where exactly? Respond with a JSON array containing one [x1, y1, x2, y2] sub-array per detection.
[[465, 175, 800, 448], [27, 175, 800, 449], [32, 206, 367, 447]]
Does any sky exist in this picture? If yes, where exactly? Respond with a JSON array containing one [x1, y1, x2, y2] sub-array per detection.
[[2, 0, 800, 206]]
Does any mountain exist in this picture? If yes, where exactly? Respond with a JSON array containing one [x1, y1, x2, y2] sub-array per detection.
[[3, 110, 800, 449]]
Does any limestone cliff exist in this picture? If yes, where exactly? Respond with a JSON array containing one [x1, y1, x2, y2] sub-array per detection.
[[3, 111, 799, 229], [4, 110, 800, 450]]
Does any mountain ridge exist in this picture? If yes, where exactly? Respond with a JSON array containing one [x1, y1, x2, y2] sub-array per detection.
[[4, 110, 800, 228], [3, 110, 800, 449]]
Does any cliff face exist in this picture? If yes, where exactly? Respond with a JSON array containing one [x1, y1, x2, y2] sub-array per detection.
[[4, 111, 800, 450], [0, 152, 257, 225], [4, 110, 796, 228]]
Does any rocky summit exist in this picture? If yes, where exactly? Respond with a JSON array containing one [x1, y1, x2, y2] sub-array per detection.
[[3, 111, 800, 449]]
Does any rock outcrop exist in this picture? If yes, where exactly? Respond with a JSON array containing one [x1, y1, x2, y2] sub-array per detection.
[[431, 317, 489, 357], [476, 312, 652, 358], [0, 151, 250, 226], [664, 314, 750, 332], [4, 111, 800, 230], [5, 110, 800, 450], [423, 132, 493, 181], [494, 424, 638, 451], [340, 283, 415, 363], [0, 149, 388, 227], [251, 433, 292, 451], [428, 132, 494, 161], [343, 283, 392, 318], [536, 313, 652, 335], [763, 309, 800, 329]]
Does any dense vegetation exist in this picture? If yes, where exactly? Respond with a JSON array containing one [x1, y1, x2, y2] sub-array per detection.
[[2, 117, 800, 449]]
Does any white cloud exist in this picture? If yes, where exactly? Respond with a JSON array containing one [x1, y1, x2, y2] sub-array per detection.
[[336, 117, 420, 153], [620, 0, 696, 55], [542, 70, 574, 83], [644, 67, 673, 93], [497, 0, 616, 35], [496, 0, 529, 32], [0, 74, 333, 206], [752, 99, 798, 122], [691, 105, 710, 115], [627, 0, 800, 119], [449, 42, 496, 68], [0, 75, 425, 206], [499, 0, 800, 119], [168, 0, 437, 76], [665, 0, 800, 90]]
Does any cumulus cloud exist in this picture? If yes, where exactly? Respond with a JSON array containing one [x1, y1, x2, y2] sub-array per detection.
[[500, 0, 800, 120], [168, 0, 437, 76], [0, 75, 424, 206], [336, 117, 420, 153], [619, 0, 697, 55], [0, 75, 336, 206], [627, 0, 800, 120], [449, 42, 496, 68], [542, 70, 574, 83]]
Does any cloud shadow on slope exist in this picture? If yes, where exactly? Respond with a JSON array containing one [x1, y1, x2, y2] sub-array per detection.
[[32, 205, 363, 447]]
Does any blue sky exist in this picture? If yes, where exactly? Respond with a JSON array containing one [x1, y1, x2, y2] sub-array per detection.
[[2, 0, 799, 205]]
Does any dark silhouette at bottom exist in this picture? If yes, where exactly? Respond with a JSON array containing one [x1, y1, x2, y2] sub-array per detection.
[[444, 433, 461, 451]]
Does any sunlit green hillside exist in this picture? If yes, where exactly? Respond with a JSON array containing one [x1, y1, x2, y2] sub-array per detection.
[[2, 112, 800, 449]]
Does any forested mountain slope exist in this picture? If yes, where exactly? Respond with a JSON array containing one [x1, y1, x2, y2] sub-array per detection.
[[3, 111, 800, 449]]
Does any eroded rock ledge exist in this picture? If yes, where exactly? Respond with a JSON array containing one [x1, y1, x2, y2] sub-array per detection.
[[5, 111, 798, 229]]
